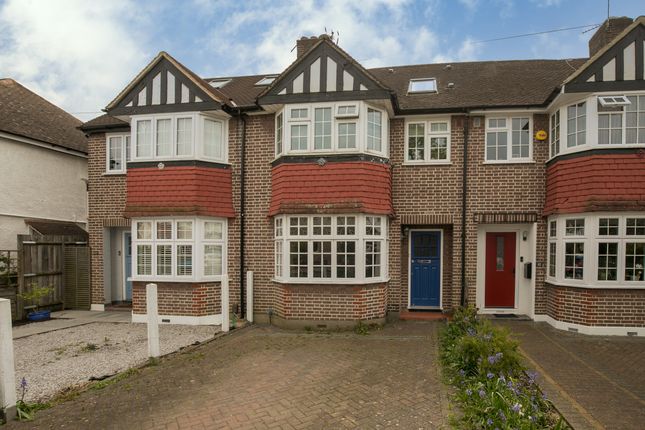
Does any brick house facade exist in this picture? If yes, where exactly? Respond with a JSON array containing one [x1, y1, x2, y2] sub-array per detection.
[[82, 16, 645, 335]]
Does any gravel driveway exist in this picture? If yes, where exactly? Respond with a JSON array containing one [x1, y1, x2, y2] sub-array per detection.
[[13, 322, 218, 402]]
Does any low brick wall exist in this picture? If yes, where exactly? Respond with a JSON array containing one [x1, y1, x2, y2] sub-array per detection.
[[132, 281, 221, 316], [546, 283, 645, 327], [276, 282, 387, 321]]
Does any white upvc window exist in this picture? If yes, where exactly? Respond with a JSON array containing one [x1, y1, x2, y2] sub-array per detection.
[[566, 102, 586, 148], [132, 113, 228, 163], [277, 101, 387, 157], [132, 217, 227, 282], [273, 214, 388, 283], [405, 117, 451, 164], [550, 110, 560, 158], [106, 133, 131, 174], [485, 116, 532, 162], [547, 213, 645, 287]]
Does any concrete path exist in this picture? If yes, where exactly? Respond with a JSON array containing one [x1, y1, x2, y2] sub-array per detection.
[[13, 310, 130, 339], [4, 321, 450, 429], [496, 320, 645, 430]]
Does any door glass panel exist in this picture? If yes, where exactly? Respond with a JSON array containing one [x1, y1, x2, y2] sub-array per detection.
[[496, 236, 504, 271]]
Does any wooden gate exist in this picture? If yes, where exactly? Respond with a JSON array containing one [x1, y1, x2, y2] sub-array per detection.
[[16, 235, 90, 317], [0, 250, 19, 320]]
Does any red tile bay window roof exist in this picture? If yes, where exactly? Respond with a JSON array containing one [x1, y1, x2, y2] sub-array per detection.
[[124, 165, 235, 218], [544, 153, 645, 215], [269, 161, 393, 216]]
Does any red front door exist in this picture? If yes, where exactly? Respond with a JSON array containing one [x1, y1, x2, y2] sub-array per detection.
[[485, 232, 516, 308]]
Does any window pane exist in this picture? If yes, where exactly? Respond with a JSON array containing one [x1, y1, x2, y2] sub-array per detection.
[[177, 221, 193, 240], [365, 216, 382, 236], [177, 245, 192, 276], [548, 242, 556, 277], [137, 222, 152, 240], [336, 241, 356, 278], [496, 236, 504, 271], [276, 113, 283, 155], [204, 221, 223, 240], [157, 245, 172, 276], [290, 108, 308, 119], [408, 123, 425, 160], [312, 216, 332, 235], [108, 136, 123, 171], [313, 241, 332, 278], [338, 122, 357, 149], [598, 218, 619, 236], [203, 119, 223, 159], [337, 216, 356, 235], [430, 122, 448, 133], [367, 108, 382, 151], [565, 219, 585, 236], [156, 221, 172, 240], [136, 120, 152, 157], [289, 241, 308, 278], [289, 217, 308, 236], [204, 244, 222, 276], [564, 242, 584, 280], [176, 118, 193, 156], [156, 118, 172, 156], [290, 124, 308, 151], [597, 242, 618, 281], [275, 241, 283, 277], [314, 108, 332, 150], [626, 218, 645, 235], [365, 240, 382, 278], [430, 137, 448, 160], [137, 244, 152, 275], [125, 136, 131, 162], [549, 220, 557, 238], [625, 242, 645, 281]]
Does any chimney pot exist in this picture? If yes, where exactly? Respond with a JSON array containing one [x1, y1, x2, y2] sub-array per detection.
[[296, 36, 321, 58]]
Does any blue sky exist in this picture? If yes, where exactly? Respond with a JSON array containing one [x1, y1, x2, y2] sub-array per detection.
[[0, 0, 642, 120]]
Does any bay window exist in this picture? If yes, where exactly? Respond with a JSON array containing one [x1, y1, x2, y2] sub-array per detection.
[[547, 213, 645, 287], [132, 113, 227, 163], [132, 218, 227, 281], [566, 102, 586, 148], [405, 118, 451, 163], [485, 116, 531, 162], [276, 101, 387, 156], [274, 214, 388, 283]]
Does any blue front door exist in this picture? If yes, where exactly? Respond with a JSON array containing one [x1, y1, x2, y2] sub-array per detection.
[[410, 231, 441, 307], [124, 232, 132, 301]]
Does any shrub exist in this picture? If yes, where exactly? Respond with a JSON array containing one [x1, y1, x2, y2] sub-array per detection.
[[440, 307, 569, 429]]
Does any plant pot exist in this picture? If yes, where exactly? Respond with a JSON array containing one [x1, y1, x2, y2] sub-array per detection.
[[27, 310, 51, 322]]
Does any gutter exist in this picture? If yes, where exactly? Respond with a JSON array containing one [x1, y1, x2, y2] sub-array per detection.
[[461, 112, 470, 307], [238, 110, 247, 318]]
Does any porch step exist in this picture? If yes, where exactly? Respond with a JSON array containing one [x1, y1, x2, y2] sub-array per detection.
[[399, 310, 449, 321]]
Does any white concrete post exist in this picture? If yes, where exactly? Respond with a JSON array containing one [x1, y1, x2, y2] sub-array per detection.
[[221, 275, 229, 332], [246, 271, 254, 323], [0, 299, 17, 421], [146, 283, 160, 358]]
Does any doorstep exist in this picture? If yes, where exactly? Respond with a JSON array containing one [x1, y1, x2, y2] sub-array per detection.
[[400, 310, 449, 321]]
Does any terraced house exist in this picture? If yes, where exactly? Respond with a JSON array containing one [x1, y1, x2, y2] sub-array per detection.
[[81, 16, 645, 335]]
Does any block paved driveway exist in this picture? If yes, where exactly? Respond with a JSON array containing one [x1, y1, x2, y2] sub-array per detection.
[[5, 321, 449, 429], [497, 320, 645, 430]]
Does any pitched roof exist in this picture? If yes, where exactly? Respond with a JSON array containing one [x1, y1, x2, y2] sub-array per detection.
[[80, 114, 129, 131], [0, 79, 87, 153], [370, 58, 587, 112], [25, 219, 88, 238]]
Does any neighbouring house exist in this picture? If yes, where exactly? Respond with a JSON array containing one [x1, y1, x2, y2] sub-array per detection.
[[82, 16, 645, 335], [0, 79, 88, 250]]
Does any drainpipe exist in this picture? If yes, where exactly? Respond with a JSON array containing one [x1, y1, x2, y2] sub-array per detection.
[[238, 111, 247, 318], [460, 112, 470, 307]]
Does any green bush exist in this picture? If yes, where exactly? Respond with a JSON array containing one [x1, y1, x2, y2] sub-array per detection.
[[440, 307, 569, 429]]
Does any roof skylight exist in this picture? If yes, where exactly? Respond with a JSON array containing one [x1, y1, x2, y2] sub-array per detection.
[[209, 78, 231, 89], [408, 78, 437, 94], [255, 75, 278, 86]]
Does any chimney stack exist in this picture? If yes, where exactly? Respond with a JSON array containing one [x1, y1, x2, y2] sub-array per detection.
[[296, 34, 331, 58], [588, 16, 633, 57]]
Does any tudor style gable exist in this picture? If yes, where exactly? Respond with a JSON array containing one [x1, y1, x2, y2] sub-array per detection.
[[258, 36, 391, 104], [106, 52, 226, 116], [565, 17, 645, 93]]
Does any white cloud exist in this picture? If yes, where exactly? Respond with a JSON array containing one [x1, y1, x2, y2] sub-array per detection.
[[0, 0, 150, 120], [457, 0, 480, 12], [531, 0, 562, 7]]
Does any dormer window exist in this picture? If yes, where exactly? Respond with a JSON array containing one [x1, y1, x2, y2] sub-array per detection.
[[208, 78, 231, 89], [255, 76, 278, 86], [408, 78, 437, 94]]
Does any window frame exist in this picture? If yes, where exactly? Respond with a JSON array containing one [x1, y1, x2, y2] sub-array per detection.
[[131, 217, 227, 282], [484, 115, 533, 163], [105, 133, 130, 174], [546, 213, 645, 288], [404, 117, 452, 165], [131, 112, 228, 163], [273, 214, 388, 284]]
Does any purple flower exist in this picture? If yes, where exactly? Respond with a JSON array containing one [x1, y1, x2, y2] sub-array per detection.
[[479, 389, 486, 398], [487, 372, 494, 379], [511, 403, 521, 413], [498, 411, 507, 422], [486, 418, 493, 426], [507, 380, 514, 388], [467, 327, 476, 336], [459, 369, 466, 377], [20, 377, 27, 389], [487, 352, 503, 365], [465, 389, 472, 396]]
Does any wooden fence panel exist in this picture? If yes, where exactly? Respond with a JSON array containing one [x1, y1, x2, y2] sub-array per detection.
[[63, 246, 90, 310], [0, 250, 18, 320]]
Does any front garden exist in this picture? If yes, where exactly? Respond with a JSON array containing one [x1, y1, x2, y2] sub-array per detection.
[[440, 307, 569, 429]]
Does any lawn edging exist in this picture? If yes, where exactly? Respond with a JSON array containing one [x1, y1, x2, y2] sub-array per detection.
[[439, 307, 570, 429]]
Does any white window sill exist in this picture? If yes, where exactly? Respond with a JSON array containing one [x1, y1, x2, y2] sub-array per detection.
[[402, 161, 452, 166], [482, 160, 535, 165], [104, 171, 126, 176], [129, 157, 229, 165], [131, 276, 223, 283], [545, 278, 645, 290], [272, 277, 390, 285]]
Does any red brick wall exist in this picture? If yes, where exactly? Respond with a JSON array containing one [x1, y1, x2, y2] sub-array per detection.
[[87, 132, 128, 305], [270, 161, 393, 215], [279, 283, 387, 321], [125, 165, 235, 218], [544, 152, 645, 215], [132, 281, 221, 316], [546, 283, 645, 327]]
